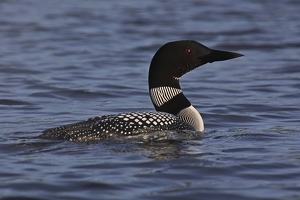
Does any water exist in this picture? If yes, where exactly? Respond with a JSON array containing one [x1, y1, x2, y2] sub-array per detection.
[[0, 0, 300, 199]]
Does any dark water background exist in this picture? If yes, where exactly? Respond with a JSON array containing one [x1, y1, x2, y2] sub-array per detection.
[[1, 0, 300, 199]]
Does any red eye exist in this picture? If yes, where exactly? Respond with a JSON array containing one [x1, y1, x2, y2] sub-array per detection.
[[184, 48, 191, 55]]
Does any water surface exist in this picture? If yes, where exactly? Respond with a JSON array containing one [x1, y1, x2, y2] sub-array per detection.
[[0, 0, 300, 199]]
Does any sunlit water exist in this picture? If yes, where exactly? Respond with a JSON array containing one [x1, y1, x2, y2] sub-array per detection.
[[0, 0, 300, 199]]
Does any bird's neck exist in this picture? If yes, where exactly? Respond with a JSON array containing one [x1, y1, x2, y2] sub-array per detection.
[[149, 82, 204, 132]]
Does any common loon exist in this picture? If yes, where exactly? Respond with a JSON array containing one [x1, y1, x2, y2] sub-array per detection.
[[40, 40, 243, 142]]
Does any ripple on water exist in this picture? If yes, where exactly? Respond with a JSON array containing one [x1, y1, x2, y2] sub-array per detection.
[[0, 0, 300, 199]]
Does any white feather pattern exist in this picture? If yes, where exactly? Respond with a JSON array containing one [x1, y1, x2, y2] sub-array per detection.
[[150, 86, 182, 107], [177, 105, 204, 132]]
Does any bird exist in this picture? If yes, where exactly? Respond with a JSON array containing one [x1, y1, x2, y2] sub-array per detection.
[[39, 40, 243, 142]]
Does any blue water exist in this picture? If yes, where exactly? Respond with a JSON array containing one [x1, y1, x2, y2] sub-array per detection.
[[1, 0, 300, 199]]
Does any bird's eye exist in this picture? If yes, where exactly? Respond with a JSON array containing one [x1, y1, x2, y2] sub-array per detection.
[[184, 48, 191, 55]]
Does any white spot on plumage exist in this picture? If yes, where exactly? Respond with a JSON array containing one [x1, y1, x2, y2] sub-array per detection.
[[40, 111, 196, 142]]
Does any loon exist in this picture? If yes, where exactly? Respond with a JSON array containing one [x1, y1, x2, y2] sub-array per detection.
[[40, 40, 243, 142]]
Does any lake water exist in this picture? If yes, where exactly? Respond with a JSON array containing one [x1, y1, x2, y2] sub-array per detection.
[[0, 0, 300, 199]]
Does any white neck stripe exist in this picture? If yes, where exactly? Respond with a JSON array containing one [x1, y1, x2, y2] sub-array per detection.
[[150, 86, 182, 107]]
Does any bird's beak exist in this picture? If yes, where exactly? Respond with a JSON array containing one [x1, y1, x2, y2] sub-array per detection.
[[201, 49, 244, 63]]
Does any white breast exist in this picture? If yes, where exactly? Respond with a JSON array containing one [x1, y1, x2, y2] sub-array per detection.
[[176, 105, 204, 132]]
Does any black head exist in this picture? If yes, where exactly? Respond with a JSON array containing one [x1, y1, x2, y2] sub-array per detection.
[[148, 40, 243, 88]]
